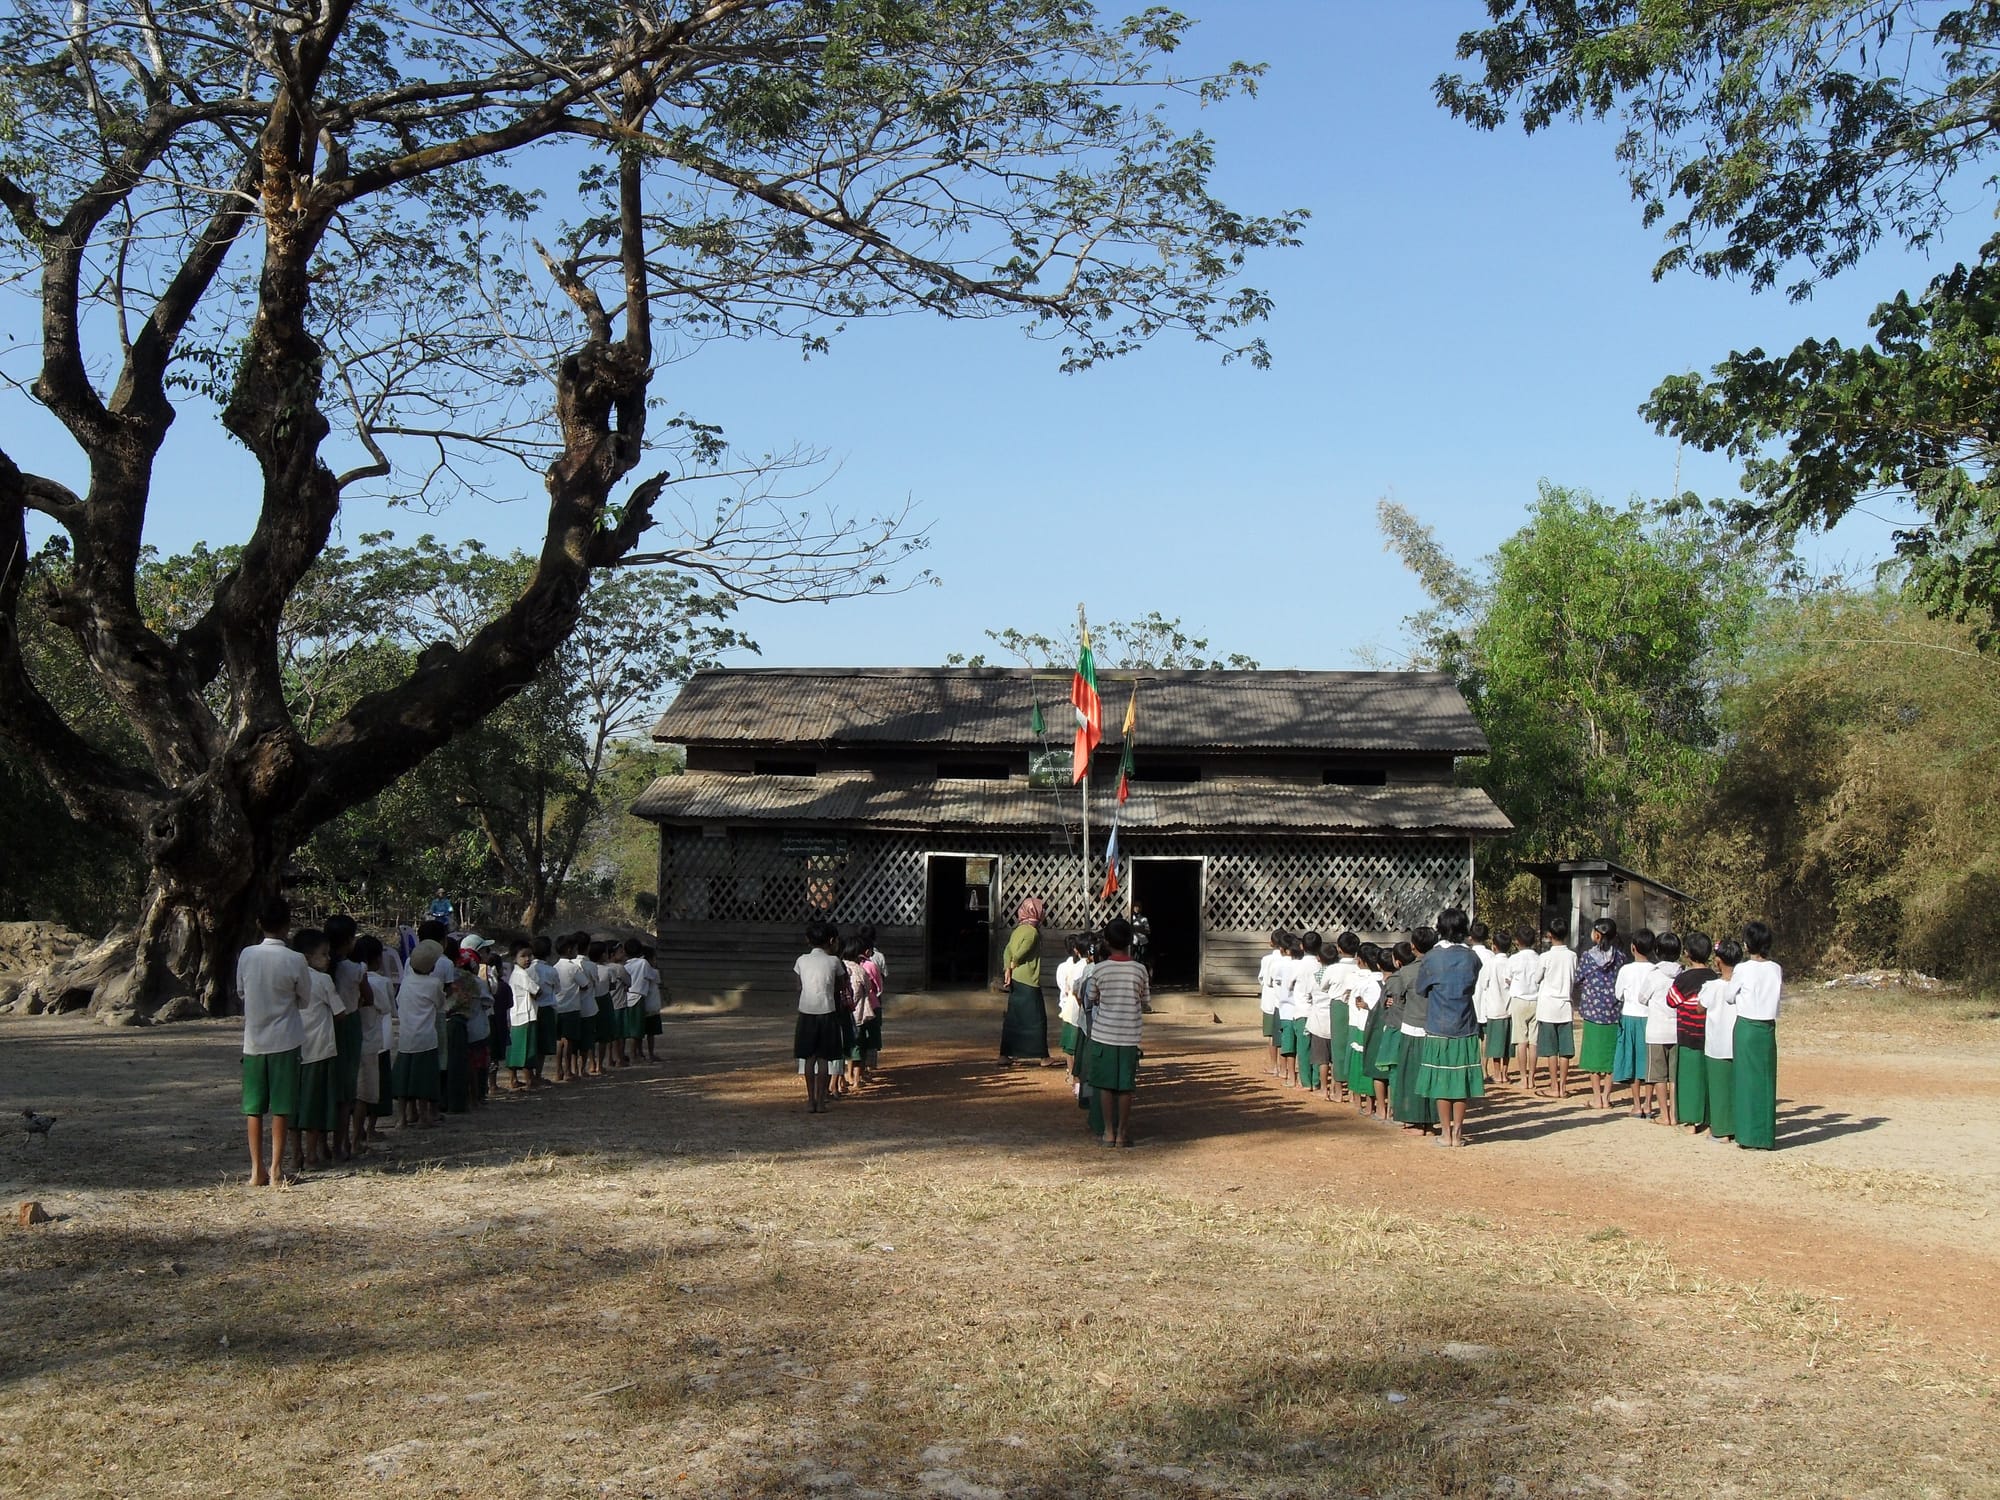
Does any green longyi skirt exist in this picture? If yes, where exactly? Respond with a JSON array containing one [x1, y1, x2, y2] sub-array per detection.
[[1416, 1034, 1486, 1101], [1579, 1019, 1618, 1074]]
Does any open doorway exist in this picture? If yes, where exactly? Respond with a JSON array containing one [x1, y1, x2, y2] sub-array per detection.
[[925, 854, 998, 986], [1131, 857, 1203, 992]]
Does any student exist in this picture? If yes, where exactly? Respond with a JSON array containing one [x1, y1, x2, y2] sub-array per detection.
[[505, 939, 542, 1088], [1643, 932, 1684, 1126], [237, 899, 309, 1188], [1074, 935, 1108, 1136], [569, 936, 599, 1079], [1471, 922, 1510, 1087], [1532, 918, 1577, 1099], [858, 925, 887, 1076], [1297, 932, 1332, 1098], [1056, 934, 1090, 1082], [325, 915, 364, 1162], [794, 921, 848, 1113], [602, 941, 631, 1067], [552, 934, 585, 1082], [1415, 909, 1483, 1146], [351, 934, 391, 1147], [1258, 931, 1289, 1077], [1387, 939, 1437, 1133], [831, 939, 862, 1097], [1701, 939, 1742, 1145], [585, 941, 614, 1075], [1731, 921, 1783, 1150], [1326, 931, 1362, 1104], [638, 942, 666, 1063], [623, 943, 652, 1063], [1573, 918, 1626, 1110], [1352, 943, 1390, 1118], [1343, 938, 1376, 1111], [1080, 916, 1148, 1147], [394, 939, 447, 1128], [841, 937, 881, 1089], [1275, 934, 1308, 1089], [1667, 932, 1716, 1135], [292, 928, 341, 1172], [530, 936, 559, 1074], [1612, 929, 1655, 1108], [1505, 924, 1542, 1088]]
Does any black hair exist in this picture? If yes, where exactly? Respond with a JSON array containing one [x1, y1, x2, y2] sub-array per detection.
[[1270, 929, 1287, 947], [324, 914, 357, 950], [1514, 922, 1536, 949], [1300, 930, 1324, 957], [258, 896, 291, 935], [1540, 913, 1566, 941], [841, 938, 864, 962], [1590, 918, 1617, 945], [1743, 920, 1773, 957], [1335, 929, 1360, 956], [352, 934, 384, 968], [1681, 930, 1713, 965], [532, 934, 552, 959], [1468, 919, 1490, 944], [1358, 941, 1382, 970], [1091, 936, 1111, 962], [291, 927, 328, 956], [514, 937, 537, 958], [417, 918, 449, 943], [1654, 930, 1682, 962], [1393, 941, 1416, 966], [1714, 937, 1744, 967], [1630, 929, 1656, 962], [1436, 907, 1469, 943], [587, 940, 607, 962], [858, 924, 877, 947], [1411, 926, 1438, 954], [1103, 916, 1134, 951]]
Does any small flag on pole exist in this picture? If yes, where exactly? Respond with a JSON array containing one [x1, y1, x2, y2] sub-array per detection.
[[1071, 629, 1102, 784], [1031, 699, 1045, 737], [1116, 683, 1136, 804], [1099, 818, 1121, 900]]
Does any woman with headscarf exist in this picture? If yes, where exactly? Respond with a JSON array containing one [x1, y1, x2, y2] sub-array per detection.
[[1000, 896, 1052, 1066]]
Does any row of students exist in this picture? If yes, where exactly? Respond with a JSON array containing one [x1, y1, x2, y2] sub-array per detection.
[[1052, 917, 1150, 1147], [237, 900, 666, 1187], [500, 931, 666, 1089], [1252, 913, 1784, 1150], [792, 922, 888, 1114]]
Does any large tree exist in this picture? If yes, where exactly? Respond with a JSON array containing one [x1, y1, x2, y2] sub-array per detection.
[[0, 1, 1300, 1012], [1439, 2, 2000, 642]]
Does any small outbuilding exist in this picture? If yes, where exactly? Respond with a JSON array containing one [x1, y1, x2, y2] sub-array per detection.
[[1524, 859, 1689, 949], [633, 667, 1512, 1001]]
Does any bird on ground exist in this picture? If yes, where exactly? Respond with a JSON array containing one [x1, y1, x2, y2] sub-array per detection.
[[21, 1108, 56, 1142]]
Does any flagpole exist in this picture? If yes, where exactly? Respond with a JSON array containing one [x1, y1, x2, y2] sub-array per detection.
[[1077, 603, 1090, 923]]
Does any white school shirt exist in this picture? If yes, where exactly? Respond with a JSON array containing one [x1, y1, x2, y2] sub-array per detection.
[[1733, 957, 1783, 1021], [331, 957, 364, 1016], [532, 959, 559, 1009], [1346, 969, 1377, 1036], [508, 963, 541, 1027], [643, 961, 664, 1015], [553, 957, 584, 1014], [1700, 977, 1739, 1059], [605, 959, 631, 1011], [1055, 956, 1085, 1027], [623, 957, 649, 1010], [795, 949, 842, 1015], [1257, 949, 1286, 1015], [1617, 957, 1650, 1018], [1277, 956, 1310, 1023], [1534, 944, 1577, 1023], [395, 967, 445, 1055], [1318, 958, 1358, 1037], [576, 957, 599, 1018], [1506, 947, 1542, 1010], [1303, 959, 1336, 1038], [359, 974, 390, 1057], [1644, 960, 1683, 1044], [236, 937, 310, 1056], [1471, 944, 1508, 1022], [300, 969, 340, 1066]]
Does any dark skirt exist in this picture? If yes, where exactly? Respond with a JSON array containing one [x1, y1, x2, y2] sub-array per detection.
[[794, 1009, 843, 1061], [1000, 980, 1049, 1059], [837, 1008, 857, 1057], [370, 1053, 393, 1117], [1363, 1007, 1394, 1082], [1416, 1034, 1486, 1101], [620, 1006, 645, 1040], [1732, 1018, 1777, 1149], [536, 1007, 558, 1060], [1307, 1033, 1333, 1066], [333, 1011, 364, 1104], [643, 1011, 663, 1037], [1081, 1038, 1139, 1092], [297, 1056, 340, 1132], [1612, 1015, 1648, 1083], [1481, 1017, 1511, 1062], [855, 1014, 884, 1058], [1704, 1055, 1736, 1138], [1059, 1020, 1081, 1055], [594, 1006, 616, 1044], [1389, 1034, 1436, 1126], [444, 1015, 471, 1114], [394, 1047, 441, 1102]]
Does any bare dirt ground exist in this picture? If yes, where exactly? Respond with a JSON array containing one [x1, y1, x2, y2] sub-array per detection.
[[1, 986, 1995, 1498]]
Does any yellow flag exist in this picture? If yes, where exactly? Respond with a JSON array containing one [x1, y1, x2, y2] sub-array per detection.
[[1121, 682, 1137, 735]]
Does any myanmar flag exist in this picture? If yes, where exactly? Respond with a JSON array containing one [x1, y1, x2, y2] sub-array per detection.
[[1071, 631, 1102, 783]]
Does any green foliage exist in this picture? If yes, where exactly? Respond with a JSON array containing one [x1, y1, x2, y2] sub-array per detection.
[[949, 613, 1259, 670]]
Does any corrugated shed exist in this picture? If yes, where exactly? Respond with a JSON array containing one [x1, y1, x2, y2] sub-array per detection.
[[631, 771, 1512, 836], [651, 667, 1487, 755]]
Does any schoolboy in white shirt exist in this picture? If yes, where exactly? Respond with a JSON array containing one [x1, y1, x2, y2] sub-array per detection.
[[1730, 922, 1784, 1150], [1505, 924, 1542, 1087], [1531, 921, 1577, 1099], [1258, 931, 1288, 1078], [236, 898, 310, 1189]]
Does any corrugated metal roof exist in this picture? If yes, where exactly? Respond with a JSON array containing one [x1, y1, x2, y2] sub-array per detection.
[[631, 771, 1513, 836], [650, 667, 1487, 755]]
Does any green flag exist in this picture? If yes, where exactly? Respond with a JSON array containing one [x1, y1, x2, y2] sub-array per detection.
[[1031, 699, 1045, 736]]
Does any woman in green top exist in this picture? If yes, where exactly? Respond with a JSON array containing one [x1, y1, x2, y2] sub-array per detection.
[[1000, 896, 1051, 1065]]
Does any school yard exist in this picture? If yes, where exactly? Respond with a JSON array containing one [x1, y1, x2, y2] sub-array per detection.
[[1, 987, 1995, 1499]]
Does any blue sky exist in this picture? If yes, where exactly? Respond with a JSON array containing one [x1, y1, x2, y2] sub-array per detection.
[[12, 3, 1985, 671]]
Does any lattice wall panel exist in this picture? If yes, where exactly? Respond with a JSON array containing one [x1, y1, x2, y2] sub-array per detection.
[[661, 828, 1469, 935]]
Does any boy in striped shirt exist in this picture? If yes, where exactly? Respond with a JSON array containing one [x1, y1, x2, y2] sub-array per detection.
[[1080, 916, 1149, 1149]]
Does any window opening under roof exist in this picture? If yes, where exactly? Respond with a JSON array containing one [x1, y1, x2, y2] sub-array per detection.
[[1324, 767, 1388, 786], [753, 760, 817, 777]]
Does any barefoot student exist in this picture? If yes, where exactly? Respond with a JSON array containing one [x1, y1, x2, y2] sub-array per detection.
[[393, 939, 447, 1128], [1667, 931, 1716, 1134], [351, 934, 391, 1145], [1701, 938, 1742, 1145], [1415, 908, 1483, 1146], [1080, 916, 1148, 1147], [1731, 921, 1783, 1150], [1574, 919, 1626, 1110], [1258, 930, 1289, 1076], [1531, 917, 1577, 1099], [292, 927, 341, 1171], [237, 897, 310, 1188], [794, 921, 847, 1113], [505, 939, 542, 1089]]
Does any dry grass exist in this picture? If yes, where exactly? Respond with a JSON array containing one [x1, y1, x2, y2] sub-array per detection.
[[0, 1010, 1996, 1498]]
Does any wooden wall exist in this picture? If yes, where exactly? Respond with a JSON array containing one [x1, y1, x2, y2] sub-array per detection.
[[655, 921, 926, 1011]]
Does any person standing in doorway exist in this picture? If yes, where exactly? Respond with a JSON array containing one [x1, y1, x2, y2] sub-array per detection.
[[1000, 896, 1054, 1067]]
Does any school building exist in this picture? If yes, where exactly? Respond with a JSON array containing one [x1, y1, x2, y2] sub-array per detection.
[[632, 667, 1511, 1001]]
